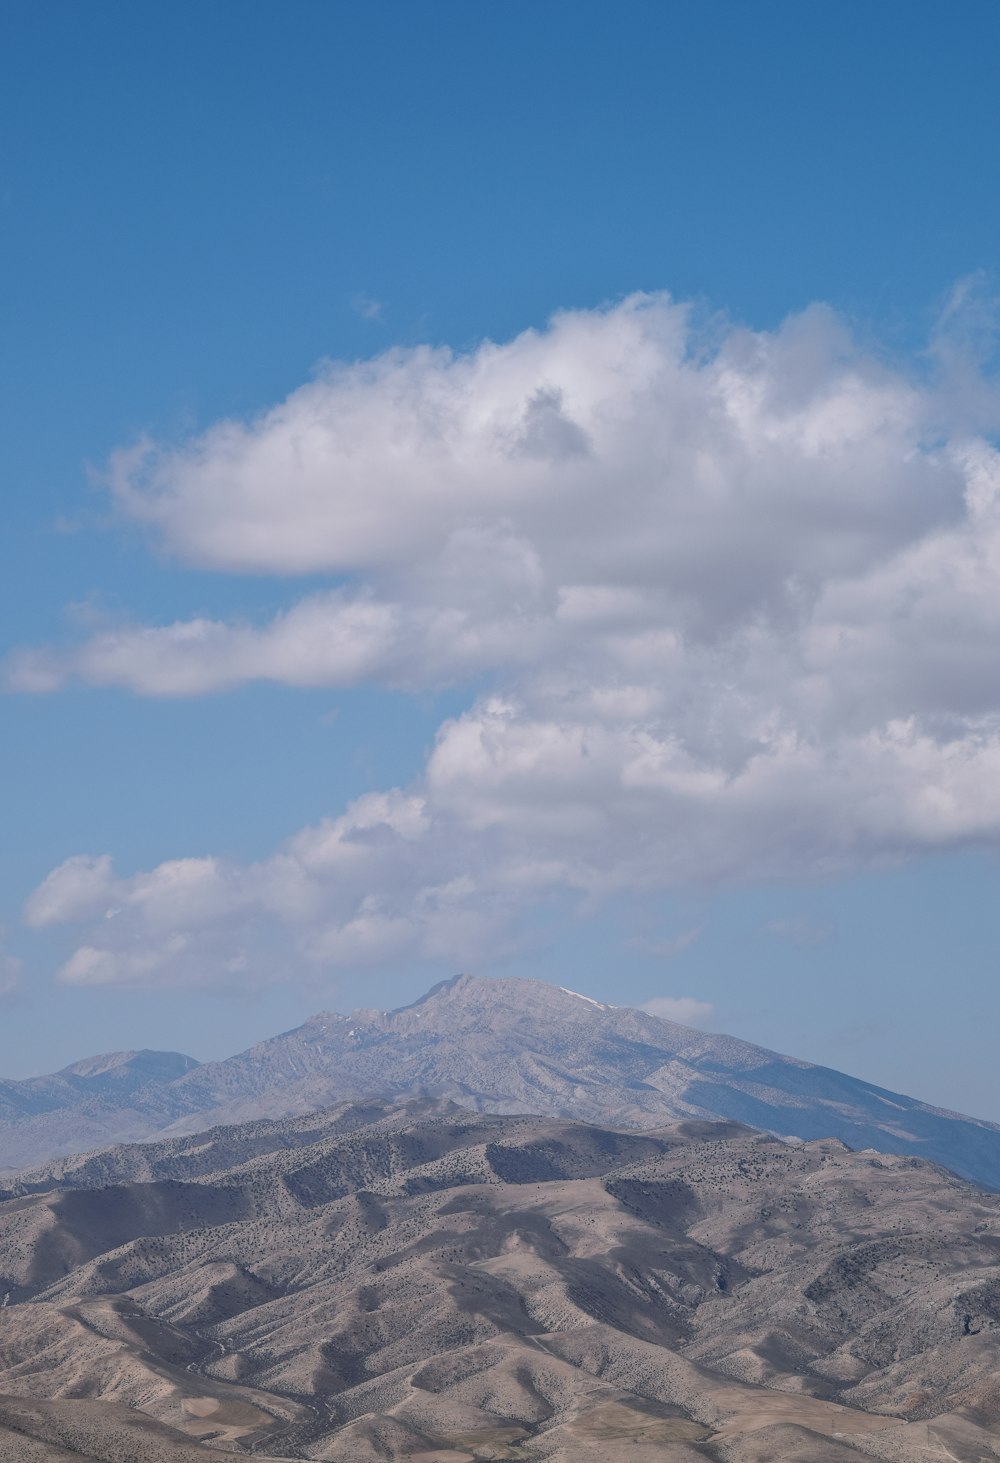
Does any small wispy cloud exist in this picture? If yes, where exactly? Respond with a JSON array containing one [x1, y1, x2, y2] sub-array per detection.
[[629, 927, 701, 961], [0, 928, 21, 999], [640, 994, 715, 1028], [351, 292, 384, 321], [765, 916, 833, 948]]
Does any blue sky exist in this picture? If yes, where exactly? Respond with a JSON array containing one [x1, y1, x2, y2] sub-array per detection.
[[3, 1, 1000, 1116]]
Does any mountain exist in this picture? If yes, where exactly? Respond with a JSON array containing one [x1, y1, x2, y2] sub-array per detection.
[[3, 975, 1000, 1192], [0, 1048, 199, 1119], [0, 1049, 201, 1171], [3, 1098, 1000, 1460]]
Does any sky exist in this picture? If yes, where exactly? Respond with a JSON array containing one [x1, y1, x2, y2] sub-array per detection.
[[2, 0, 1000, 1117]]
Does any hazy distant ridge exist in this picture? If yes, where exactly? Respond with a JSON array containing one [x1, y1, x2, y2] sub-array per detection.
[[3, 974, 999, 1189]]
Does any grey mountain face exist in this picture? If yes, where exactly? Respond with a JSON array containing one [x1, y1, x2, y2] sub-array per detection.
[[0, 1049, 201, 1169], [0, 1049, 198, 1119], [3, 974, 1000, 1191]]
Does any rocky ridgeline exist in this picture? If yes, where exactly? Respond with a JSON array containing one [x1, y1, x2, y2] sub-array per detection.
[[3, 975, 1000, 1196]]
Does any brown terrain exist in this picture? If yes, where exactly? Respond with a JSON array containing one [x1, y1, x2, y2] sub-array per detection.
[[0, 1097, 999, 1461]]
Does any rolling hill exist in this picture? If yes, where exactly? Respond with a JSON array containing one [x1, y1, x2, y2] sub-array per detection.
[[2, 1099, 1000, 1459]]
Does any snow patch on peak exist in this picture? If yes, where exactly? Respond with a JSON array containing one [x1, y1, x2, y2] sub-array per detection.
[[559, 987, 610, 1010]]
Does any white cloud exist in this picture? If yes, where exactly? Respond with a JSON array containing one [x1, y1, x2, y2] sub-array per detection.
[[24, 855, 116, 928], [14, 290, 1000, 986], [27, 792, 525, 990], [13, 292, 978, 698], [7, 594, 404, 696], [640, 995, 716, 1028]]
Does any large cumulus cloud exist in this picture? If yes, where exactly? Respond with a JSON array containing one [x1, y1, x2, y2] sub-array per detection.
[[14, 292, 1000, 986]]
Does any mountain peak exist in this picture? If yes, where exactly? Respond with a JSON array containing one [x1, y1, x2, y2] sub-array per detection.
[[409, 972, 479, 1005], [58, 1049, 200, 1083], [409, 972, 610, 1019], [3, 974, 1000, 1190]]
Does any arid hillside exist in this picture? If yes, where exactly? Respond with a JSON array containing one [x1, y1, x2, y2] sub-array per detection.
[[1, 1099, 1000, 1460]]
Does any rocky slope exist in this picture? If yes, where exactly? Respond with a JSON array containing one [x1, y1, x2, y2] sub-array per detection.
[[0, 1049, 201, 1172], [1, 1099, 1000, 1460], [0, 1049, 198, 1123], [4, 976, 1000, 1190]]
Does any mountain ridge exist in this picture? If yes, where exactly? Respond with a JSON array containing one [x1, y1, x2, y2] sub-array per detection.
[[3, 974, 999, 1191]]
